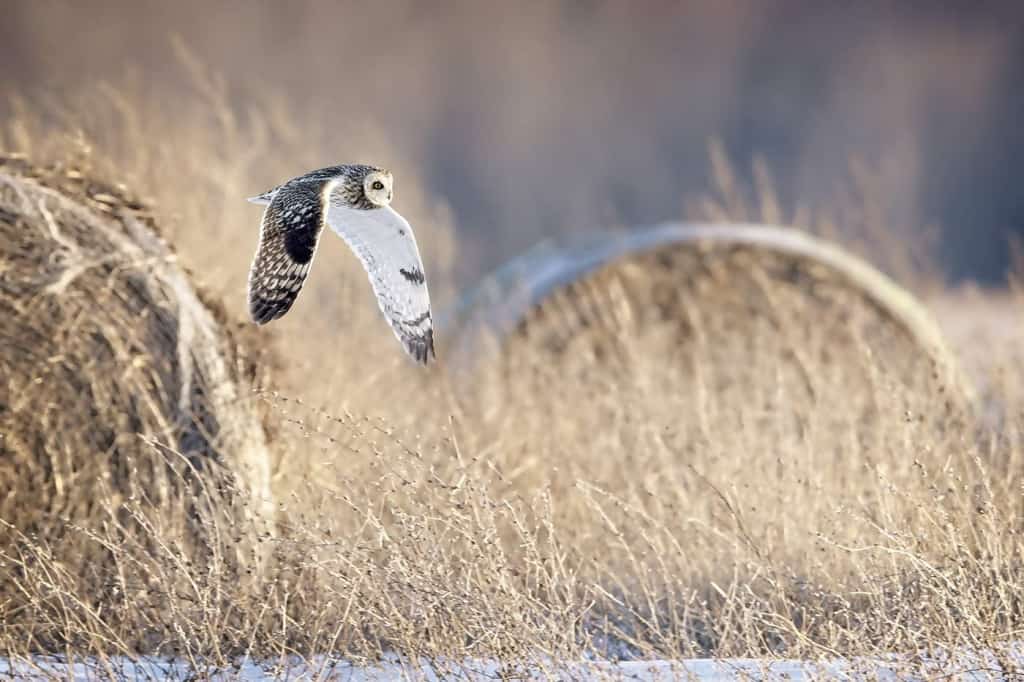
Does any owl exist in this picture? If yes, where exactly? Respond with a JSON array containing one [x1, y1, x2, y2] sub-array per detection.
[[246, 164, 435, 364]]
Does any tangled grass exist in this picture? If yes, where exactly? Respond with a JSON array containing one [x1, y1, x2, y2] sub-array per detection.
[[0, 61, 1022, 680]]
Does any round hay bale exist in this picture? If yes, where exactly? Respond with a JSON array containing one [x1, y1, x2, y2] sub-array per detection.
[[0, 154, 274, 547], [442, 223, 972, 464]]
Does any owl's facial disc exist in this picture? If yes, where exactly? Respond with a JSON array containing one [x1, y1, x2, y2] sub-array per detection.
[[363, 170, 393, 207]]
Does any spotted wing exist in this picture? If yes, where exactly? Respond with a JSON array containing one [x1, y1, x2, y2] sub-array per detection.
[[247, 180, 326, 324], [326, 203, 435, 364]]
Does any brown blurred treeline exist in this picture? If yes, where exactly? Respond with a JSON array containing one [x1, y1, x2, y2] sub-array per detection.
[[2, 1, 1021, 284]]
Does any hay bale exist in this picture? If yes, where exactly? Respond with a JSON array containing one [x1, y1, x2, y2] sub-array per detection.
[[444, 223, 971, 453], [0, 154, 274, 545]]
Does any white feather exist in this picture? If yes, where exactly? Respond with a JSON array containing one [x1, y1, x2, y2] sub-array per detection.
[[246, 193, 274, 205], [325, 201, 433, 355]]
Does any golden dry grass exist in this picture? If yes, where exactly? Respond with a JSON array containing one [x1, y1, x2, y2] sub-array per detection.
[[0, 57, 1022, 680]]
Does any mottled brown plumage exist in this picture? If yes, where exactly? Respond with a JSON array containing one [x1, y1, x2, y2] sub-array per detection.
[[246, 164, 435, 364]]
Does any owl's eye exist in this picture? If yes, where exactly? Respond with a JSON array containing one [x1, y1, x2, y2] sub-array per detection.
[[371, 181, 385, 191]]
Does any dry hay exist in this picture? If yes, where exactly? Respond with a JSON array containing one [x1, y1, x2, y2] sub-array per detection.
[[509, 226, 964, 403], [445, 224, 974, 553], [452, 223, 967, 401], [0, 153, 274, 555]]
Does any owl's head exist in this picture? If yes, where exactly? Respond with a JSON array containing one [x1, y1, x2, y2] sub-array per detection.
[[362, 168, 394, 207]]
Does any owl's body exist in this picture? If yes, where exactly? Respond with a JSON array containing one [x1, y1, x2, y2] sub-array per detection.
[[246, 164, 435, 364]]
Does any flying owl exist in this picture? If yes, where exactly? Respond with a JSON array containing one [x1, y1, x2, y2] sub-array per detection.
[[246, 164, 435, 364]]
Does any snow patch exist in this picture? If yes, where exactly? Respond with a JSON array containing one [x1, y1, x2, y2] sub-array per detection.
[[1, 645, 1021, 681]]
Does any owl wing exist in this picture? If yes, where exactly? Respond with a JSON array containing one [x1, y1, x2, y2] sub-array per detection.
[[247, 180, 326, 324], [326, 202, 435, 364]]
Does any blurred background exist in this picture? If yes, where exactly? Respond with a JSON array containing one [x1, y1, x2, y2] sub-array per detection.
[[2, 1, 1022, 287]]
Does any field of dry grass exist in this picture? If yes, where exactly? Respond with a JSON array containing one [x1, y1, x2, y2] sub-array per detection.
[[1, 51, 1023, 681]]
